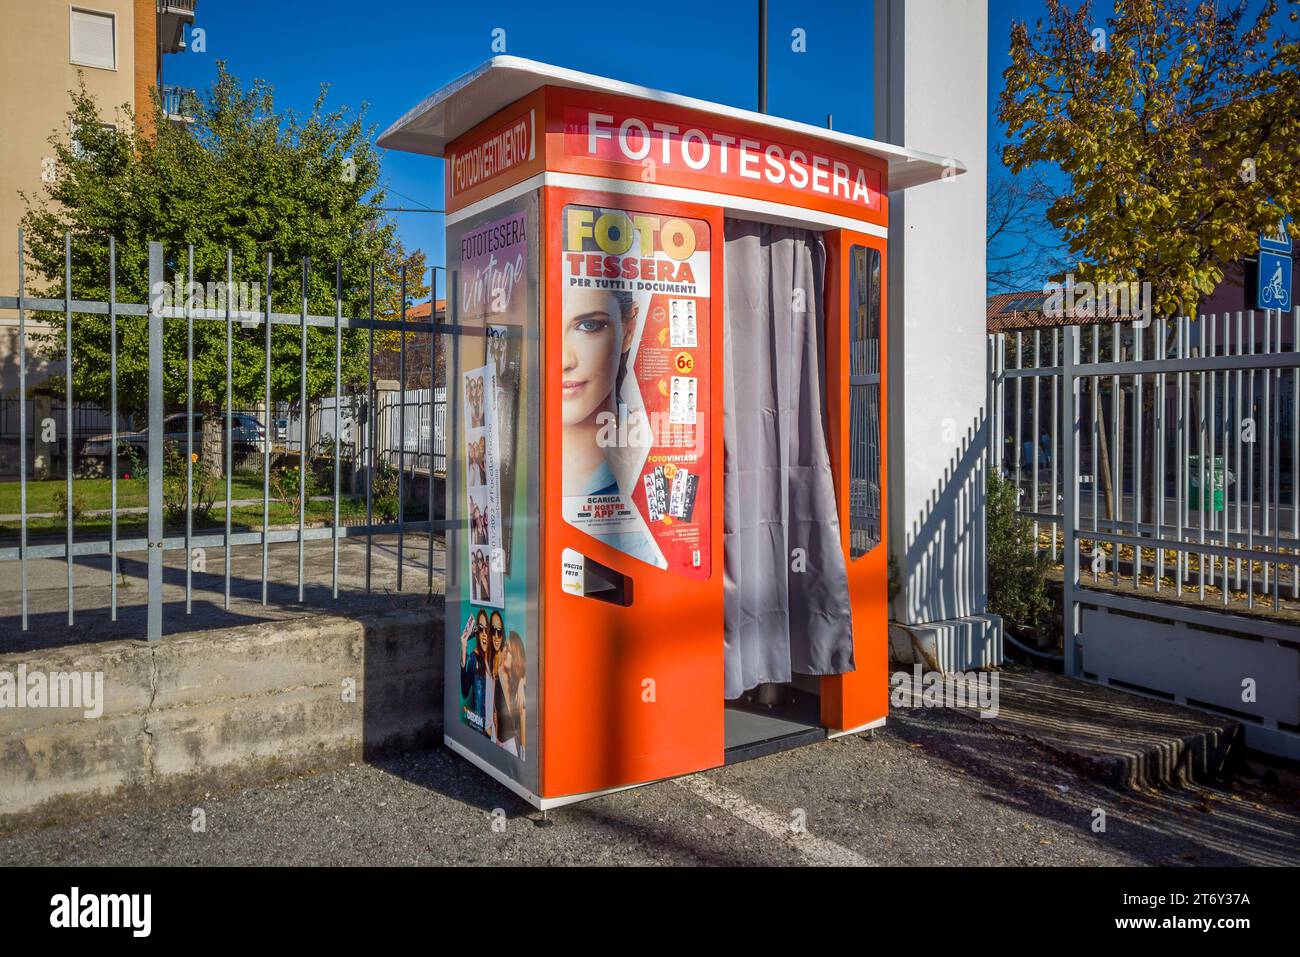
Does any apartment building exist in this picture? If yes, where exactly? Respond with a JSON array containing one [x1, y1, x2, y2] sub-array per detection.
[[0, 0, 199, 392]]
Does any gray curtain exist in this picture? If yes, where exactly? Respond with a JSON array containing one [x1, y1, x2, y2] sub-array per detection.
[[723, 219, 854, 700]]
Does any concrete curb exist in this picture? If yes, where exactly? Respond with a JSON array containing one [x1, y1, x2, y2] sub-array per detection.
[[0, 605, 443, 831], [934, 666, 1244, 790]]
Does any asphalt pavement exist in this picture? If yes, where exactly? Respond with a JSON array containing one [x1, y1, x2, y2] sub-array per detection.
[[4, 703, 1297, 867]]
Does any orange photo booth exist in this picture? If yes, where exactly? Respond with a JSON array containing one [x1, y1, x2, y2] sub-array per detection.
[[379, 57, 956, 808]]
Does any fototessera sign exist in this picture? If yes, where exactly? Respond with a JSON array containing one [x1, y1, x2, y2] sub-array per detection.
[[443, 88, 889, 227]]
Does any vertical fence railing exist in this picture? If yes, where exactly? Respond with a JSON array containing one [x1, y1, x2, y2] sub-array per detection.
[[185, 245, 195, 614], [16, 231, 28, 630], [365, 263, 375, 594], [397, 265, 407, 593], [147, 242, 165, 639], [109, 236, 119, 620], [991, 309, 1300, 636], [0, 234, 453, 642], [64, 233, 74, 626]]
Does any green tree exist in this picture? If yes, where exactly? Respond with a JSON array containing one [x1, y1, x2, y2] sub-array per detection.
[[986, 474, 1053, 637], [20, 65, 429, 472], [998, 0, 1299, 317]]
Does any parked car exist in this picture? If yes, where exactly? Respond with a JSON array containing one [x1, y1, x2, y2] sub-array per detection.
[[82, 413, 266, 462], [225, 413, 267, 447]]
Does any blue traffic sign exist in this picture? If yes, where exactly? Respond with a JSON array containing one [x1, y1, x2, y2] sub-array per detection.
[[1260, 216, 1292, 254], [1257, 250, 1292, 311]]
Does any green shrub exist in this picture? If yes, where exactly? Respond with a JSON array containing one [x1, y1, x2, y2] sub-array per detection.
[[268, 464, 321, 518], [369, 463, 399, 523], [53, 488, 89, 523], [986, 472, 1052, 635], [161, 446, 217, 524]]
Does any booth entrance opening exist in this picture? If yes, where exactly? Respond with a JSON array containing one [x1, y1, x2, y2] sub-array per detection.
[[719, 219, 885, 762], [378, 56, 959, 808], [721, 218, 842, 759]]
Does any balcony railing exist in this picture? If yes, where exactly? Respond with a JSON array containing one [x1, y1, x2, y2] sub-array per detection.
[[162, 86, 198, 124], [158, 1, 198, 54]]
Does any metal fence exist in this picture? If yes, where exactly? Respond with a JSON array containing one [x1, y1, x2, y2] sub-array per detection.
[[0, 232, 452, 641], [989, 309, 1300, 757], [375, 387, 447, 475], [3, 390, 451, 479], [0, 398, 131, 478]]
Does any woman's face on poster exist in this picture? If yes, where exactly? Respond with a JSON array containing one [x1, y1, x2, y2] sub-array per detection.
[[562, 287, 636, 427]]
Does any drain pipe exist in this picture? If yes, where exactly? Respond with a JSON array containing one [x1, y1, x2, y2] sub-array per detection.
[[893, 620, 1063, 668], [1002, 629, 1064, 662]]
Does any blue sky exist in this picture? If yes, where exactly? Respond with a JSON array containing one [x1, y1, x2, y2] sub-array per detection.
[[162, 0, 1053, 291]]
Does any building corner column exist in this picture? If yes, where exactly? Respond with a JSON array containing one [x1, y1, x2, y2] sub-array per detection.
[[874, 0, 1002, 672]]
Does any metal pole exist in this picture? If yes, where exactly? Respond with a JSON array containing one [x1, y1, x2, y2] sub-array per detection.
[[1112, 322, 1121, 588], [434, 265, 444, 590], [64, 232, 74, 625], [1198, 316, 1206, 601], [1051, 328, 1060, 562], [298, 258, 308, 603], [1262, 311, 1273, 594], [1221, 315, 1230, 606], [1176, 316, 1186, 596], [333, 260, 342, 601], [186, 246, 194, 614], [1062, 325, 1081, 677], [985, 336, 995, 482], [1133, 319, 1142, 587], [1159, 315, 1170, 590], [1272, 337, 1282, 611], [109, 236, 118, 619], [147, 242, 165, 640], [449, 274, 461, 616], [1091, 325, 1099, 579], [1292, 305, 1299, 601], [262, 254, 272, 604], [993, 335, 1003, 478], [1032, 329, 1040, 555], [398, 265, 407, 592], [224, 248, 233, 610], [17, 230, 28, 630], [1014, 332, 1023, 517], [1235, 311, 1244, 591], [1247, 311, 1256, 607], [758, 0, 768, 114], [365, 264, 375, 593]]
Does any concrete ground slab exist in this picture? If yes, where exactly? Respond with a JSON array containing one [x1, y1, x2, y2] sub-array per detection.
[[2, 703, 1297, 866], [895, 665, 1245, 790]]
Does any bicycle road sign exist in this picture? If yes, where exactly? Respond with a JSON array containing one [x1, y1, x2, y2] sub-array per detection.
[[1257, 250, 1292, 311]]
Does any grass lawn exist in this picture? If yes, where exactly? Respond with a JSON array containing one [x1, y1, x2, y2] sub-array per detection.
[[0, 476, 268, 514]]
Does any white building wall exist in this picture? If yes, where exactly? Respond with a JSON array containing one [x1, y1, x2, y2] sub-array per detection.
[[875, 0, 1000, 667]]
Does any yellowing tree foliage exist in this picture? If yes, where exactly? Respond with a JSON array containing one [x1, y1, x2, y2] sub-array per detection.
[[998, 0, 1299, 316]]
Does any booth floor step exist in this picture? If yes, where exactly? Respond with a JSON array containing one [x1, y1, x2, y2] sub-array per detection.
[[895, 664, 1245, 790], [723, 692, 826, 764]]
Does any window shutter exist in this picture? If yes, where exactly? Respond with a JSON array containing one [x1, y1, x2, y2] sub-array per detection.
[[70, 9, 115, 69]]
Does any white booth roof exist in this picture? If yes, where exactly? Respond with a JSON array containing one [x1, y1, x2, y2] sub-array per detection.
[[378, 56, 964, 192]]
